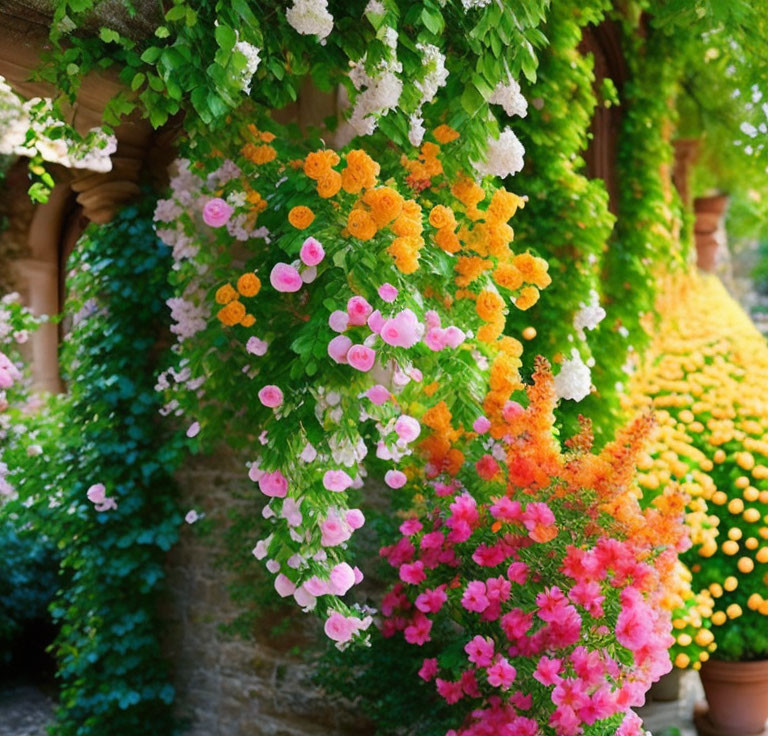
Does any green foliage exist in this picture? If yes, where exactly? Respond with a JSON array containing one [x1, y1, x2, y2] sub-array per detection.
[[0, 520, 58, 665], [8, 202, 182, 735]]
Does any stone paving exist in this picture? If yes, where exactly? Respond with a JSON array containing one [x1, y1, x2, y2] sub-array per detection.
[[638, 670, 702, 736], [0, 686, 55, 736]]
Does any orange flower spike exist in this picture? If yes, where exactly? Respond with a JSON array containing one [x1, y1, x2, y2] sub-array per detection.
[[433, 124, 460, 144]]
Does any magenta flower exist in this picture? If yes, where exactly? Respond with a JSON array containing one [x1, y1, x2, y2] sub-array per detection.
[[86, 483, 107, 505], [465, 635, 495, 667], [461, 580, 490, 613], [418, 658, 438, 681], [486, 657, 516, 689], [269, 263, 303, 292], [186, 421, 201, 438], [399, 560, 426, 585], [320, 511, 352, 547], [258, 470, 288, 498], [323, 469, 353, 492], [258, 384, 284, 408], [367, 309, 385, 333], [202, 197, 233, 227], [347, 344, 376, 372], [300, 236, 325, 266]]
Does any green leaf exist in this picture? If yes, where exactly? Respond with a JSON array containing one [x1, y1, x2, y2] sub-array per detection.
[[130, 72, 145, 91]]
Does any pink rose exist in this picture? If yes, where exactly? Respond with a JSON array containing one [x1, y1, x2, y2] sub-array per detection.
[[378, 283, 398, 302], [385, 469, 407, 489], [328, 310, 349, 333], [321, 511, 352, 547], [346, 509, 365, 529], [442, 326, 466, 348], [380, 308, 422, 348], [473, 416, 491, 434], [347, 344, 376, 372], [202, 197, 233, 227], [502, 400, 524, 421], [303, 576, 330, 597], [323, 469, 353, 492], [424, 328, 445, 351], [86, 483, 107, 504], [246, 337, 268, 356], [329, 562, 356, 595], [324, 612, 358, 643], [274, 574, 296, 597], [395, 415, 421, 443], [270, 263, 303, 293], [328, 335, 352, 364], [300, 237, 325, 266], [425, 310, 441, 329], [293, 587, 317, 610], [367, 309, 385, 333], [347, 296, 372, 326], [259, 470, 288, 498], [366, 384, 390, 405], [258, 384, 284, 408]]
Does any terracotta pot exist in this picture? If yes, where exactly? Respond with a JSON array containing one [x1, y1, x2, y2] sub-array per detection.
[[694, 194, 729, 217], [696, 236, 719, 272], [649, 667, 683, 702], [697, 659, 768, 736]]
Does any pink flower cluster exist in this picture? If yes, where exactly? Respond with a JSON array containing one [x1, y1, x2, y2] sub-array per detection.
[[380, 485, 673, 736], [0, 351, 20, 390], [327, 289, 467, 372]]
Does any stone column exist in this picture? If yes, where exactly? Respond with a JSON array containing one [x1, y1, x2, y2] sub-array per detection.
[[694, 194, 729, 273]]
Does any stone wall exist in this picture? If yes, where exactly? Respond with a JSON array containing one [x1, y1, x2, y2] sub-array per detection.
[[164, 450, 366, 736]]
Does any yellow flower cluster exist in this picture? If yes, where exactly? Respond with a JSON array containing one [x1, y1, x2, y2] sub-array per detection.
[[626, 270, 768, 664]]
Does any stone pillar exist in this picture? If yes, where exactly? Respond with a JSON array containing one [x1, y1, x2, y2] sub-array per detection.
[[694, 194, 729, 273]]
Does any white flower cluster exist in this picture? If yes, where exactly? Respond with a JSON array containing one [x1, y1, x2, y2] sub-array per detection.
[[286, 0, 334, 42], [233, 41, 261, 94], [166, 297, 208, 341], [461, 0, 492, 8], [408, 43, 449, 146], [553, 349, 592, 402], [573, 289, 607, 337], [473, 126, 526, 179], [348, 28, 403, 136], [0, 79, 116, 172], [489, 76, 528, 118]]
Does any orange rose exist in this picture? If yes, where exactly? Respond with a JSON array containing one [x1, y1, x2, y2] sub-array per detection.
[[515, 285, 540, 311], [240, 314, 256, 327], [237, 273, 261, 298], [476, 289, 505, 322], [342, 150, 379, 193], [217, 300, 246, 326], [428, 205, 457, 230], [216, 283, 238, 305], [242, 143, 277, 165], [304, 149, 340, 180], [487, 189, 524, 222], [346, 209, 378, 240], [363, 186, 404, 227], [317, 170, 342, 198], [288, 206, 315, 230], [493, 263, 524, 291], [435, 228, 461, 254]]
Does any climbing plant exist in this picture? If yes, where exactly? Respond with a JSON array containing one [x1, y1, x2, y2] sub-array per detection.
[[7, 202, 182, 736]]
